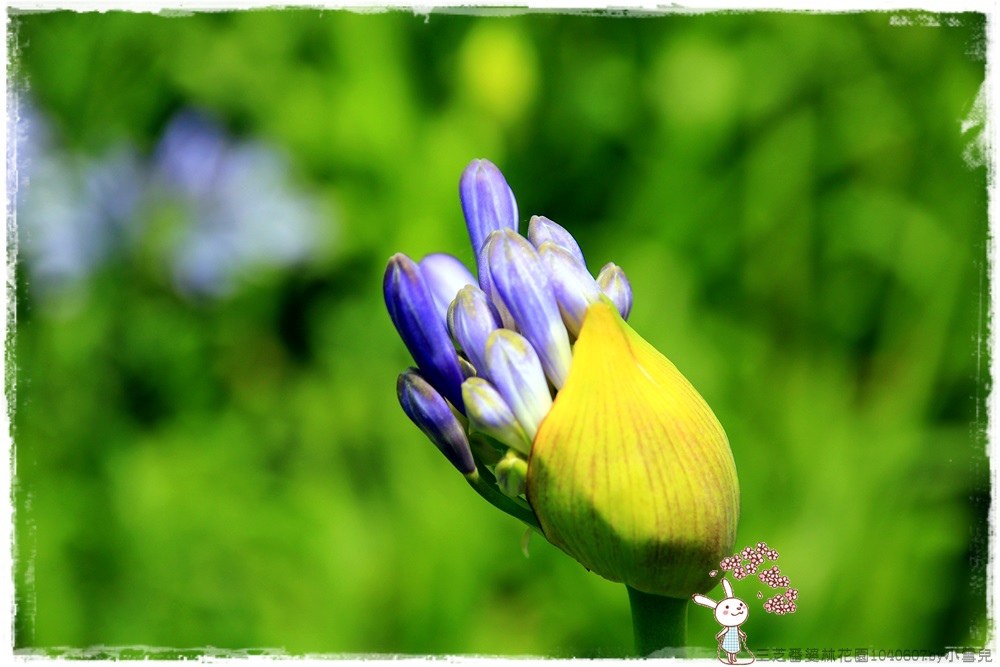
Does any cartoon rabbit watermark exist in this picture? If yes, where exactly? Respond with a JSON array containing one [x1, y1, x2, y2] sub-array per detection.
[[691, 542, 798, 662], [693, 578, 756, 665]]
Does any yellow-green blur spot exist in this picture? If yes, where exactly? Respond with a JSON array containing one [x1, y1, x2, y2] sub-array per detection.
[[526, 299, 739, 598], [458, 23, 538, 126]]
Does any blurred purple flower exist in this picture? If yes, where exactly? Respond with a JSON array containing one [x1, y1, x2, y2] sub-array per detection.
[[14, 102, 330, 305], [154, 109, 228, 201], [153, 111, 326, 297], [14, 100, 146, 297]]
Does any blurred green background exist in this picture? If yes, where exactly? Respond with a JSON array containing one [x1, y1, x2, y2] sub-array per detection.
[[10, 9, 990, 657]]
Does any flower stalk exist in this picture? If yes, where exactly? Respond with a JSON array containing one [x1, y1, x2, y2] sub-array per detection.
[[627, 586, 689, 657]]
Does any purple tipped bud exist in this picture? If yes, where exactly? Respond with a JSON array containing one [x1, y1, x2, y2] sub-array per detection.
[[538, 241, 603, 337], [486, 229, 573, 389], [449, 285, 502, 379], [484, 329, 553, 440], [397, 369, 476, 475], [477, 235, 517, 329], [527, 215, 587, 268], [384, 254, 466, 412], [460, 159, 519, 258], [462, 377, 531, 455], [597, 262, 633, 320], [419, 253, 476, 325]]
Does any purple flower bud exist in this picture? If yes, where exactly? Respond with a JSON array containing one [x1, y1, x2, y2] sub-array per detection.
[[419, 253, 476, 325], [448, 285, 501, 379], [477, 235, 517, 329], [538, 241, 603, 337], [462, 377, 531, 455], [527, 215, 586, 268], [597, 262, 633, 320], [486, 229, 572, 389], [397, 369, 476, 475], [460, 159, 519, 258], [484, 329, 553, 440], [384, 253, 466, 411]]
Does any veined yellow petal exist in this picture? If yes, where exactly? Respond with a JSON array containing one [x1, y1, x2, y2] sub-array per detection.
[[526, 299, 739, 598]]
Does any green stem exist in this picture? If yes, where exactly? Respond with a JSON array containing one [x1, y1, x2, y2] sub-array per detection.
[[626, 585, 688, 658], [464, 471, 541, 530]]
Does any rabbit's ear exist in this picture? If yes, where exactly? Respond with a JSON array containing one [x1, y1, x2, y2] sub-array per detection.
[[692, 594, 717, 609], [721, 579, 734, 598]]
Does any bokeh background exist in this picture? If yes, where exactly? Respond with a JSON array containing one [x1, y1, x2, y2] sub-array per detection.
[[9, 9, 991, 657]]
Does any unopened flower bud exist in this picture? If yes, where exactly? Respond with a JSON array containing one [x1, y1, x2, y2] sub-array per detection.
[[477, 235, 517, 330], [419, 253, 476, 324], [538, 241, 603, 337], [528, 215, 586, 268], [484, 329, 553, 440], [486, 229, 572, 388], [462, 377, 531, 455], [496, 450, 529, 498], [384, 254, 466, 411], [397, 369, 476, 475], [458, 356, 477, 379], [449, 285, 502, 381], [526, 299, 739, 598], [460, 158, 519, 258], [597, 262, 633, 321]]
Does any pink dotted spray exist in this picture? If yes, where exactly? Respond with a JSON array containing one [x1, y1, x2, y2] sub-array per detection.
[[709, 542, 799, 615]]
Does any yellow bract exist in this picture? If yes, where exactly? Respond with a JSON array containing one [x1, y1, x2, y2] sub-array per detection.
[[526, 299, 740, 598]]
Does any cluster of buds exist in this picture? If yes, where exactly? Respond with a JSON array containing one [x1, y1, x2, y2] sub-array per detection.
[[385, 159, 741, 598]]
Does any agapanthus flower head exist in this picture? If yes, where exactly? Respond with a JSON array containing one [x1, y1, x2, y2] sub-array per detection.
[[385, 158, 740, 599]]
